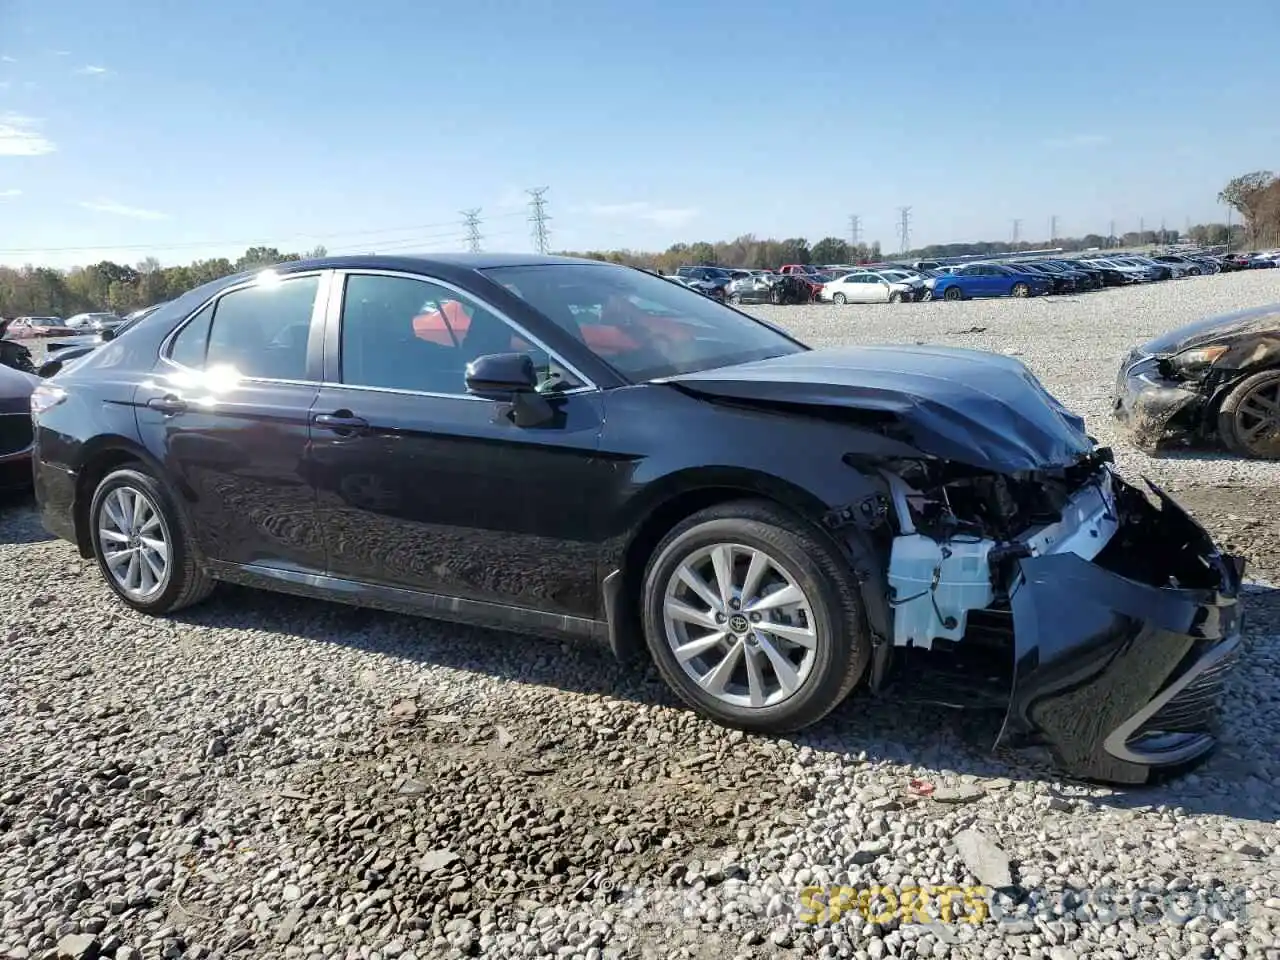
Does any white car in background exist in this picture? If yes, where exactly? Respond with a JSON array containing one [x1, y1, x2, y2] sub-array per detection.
[[822, 270, 923, 304]]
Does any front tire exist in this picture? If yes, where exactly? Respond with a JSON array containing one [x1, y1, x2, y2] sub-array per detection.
[[889, 291, 905, 303], [640, 500, 872, 733], [832, 293, 847, 305], [1217, 370, 1280, 460], [943, 286, 963, 301], [89, 467, 215, 614], [1011, 282, 1031, 298]]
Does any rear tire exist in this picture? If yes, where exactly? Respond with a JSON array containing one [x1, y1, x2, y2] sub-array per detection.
[[640, 500, 872, 734], [833, 293, 847, 305], [943, 286, 963, 301], [1011, 282, 1031, 298], [728, 293, 742, 305], [889, 291, 905, 303], [1217, 370, 1280, 460], [89, 467, 215, 615]]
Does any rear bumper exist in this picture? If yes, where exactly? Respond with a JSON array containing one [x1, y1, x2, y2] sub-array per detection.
[[33, 457, 79, 545], [997, 477, 1244, 785]]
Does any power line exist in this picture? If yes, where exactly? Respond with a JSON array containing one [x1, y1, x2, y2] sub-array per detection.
[[896, 206, 912, 255], [462, 209, 482, 253], [0, 209, 532, 257], [527, 187, 551, 254]]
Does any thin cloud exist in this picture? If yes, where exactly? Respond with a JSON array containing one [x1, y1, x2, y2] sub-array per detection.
[[0, 82, 10, 91], [52, 50, 71, 57], [79, 198, 169, 221], [0, 56, 15, 64], [0, 188, 21, 199], [77, 64, 109, 76], [1044, 133, 1109, 148], [0, 113, 55, 156], [583, 201, 699, 227]]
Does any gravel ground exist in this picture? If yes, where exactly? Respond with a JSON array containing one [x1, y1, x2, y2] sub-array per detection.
[[2, 271, 1279, 960]]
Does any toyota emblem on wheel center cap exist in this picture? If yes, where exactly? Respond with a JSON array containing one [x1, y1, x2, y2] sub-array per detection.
[[728, 613, 750, 634]]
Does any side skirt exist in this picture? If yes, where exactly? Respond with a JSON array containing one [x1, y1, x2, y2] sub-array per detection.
[[206, 560, 611, 647]]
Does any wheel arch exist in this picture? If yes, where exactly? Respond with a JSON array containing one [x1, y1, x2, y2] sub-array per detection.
[[602, 467, 889, 662], [70, 436, 168, 558], [1202, 356, 1280, 431]]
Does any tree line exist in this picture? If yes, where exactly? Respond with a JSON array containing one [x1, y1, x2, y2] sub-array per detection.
[[4, 170, 1276, 318], [0, 246, 325, 318], [1217, 171, 1280, 249]]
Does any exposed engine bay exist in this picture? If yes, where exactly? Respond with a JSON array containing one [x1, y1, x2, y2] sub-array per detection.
[[881, 453, 1125, 649]]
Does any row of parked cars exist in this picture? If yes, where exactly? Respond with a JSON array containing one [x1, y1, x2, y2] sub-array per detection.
[[0, 306, 161, 377], [665, 248, 1280, 306]]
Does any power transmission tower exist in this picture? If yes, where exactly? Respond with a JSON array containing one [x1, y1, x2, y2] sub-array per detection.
[[462, 209, 482, 253], [1160, 218, 1167, 246], [1139, 217, 1145, 243], [896, 206, 912, 255], [1049, 214, 1058, 245], [527, 187, 551, 254], [849, 214, 861, 250], [1011, 219, 1022, 246], [1109, 220, 1116, 248]]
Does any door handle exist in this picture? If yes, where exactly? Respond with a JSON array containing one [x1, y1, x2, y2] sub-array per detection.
[[147, 395, 188, 414], [313, 412, 369, 433]]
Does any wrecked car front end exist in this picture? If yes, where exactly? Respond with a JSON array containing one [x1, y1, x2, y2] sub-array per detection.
[[666, 344, 1245, 784], [1113, 304, 1280, 451], [876, 452, 1244, 785]]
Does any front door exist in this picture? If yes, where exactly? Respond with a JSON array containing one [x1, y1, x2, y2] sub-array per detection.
[[134, 271, 329, 572], [308, 270, 609, 620]]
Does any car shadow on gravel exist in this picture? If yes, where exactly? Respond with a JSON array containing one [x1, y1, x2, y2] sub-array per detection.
[[169, 579, 1280, 823], [0, 491, 56, 544]]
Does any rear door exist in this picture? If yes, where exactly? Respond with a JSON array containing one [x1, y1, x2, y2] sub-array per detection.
[[134, 271, 330, 572]]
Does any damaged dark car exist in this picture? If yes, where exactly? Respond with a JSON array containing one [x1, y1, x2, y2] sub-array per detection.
[[31, 255, 1244, 785], [1115, 303, 1280, 459]]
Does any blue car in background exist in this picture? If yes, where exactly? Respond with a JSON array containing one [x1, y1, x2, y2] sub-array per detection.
[[930, 262, 1053, 301]]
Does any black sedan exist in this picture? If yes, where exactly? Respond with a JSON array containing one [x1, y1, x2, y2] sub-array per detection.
[[0, 362, 38, 491], [31, 254, 1244, 784], [1115, 303, 1280, 459]]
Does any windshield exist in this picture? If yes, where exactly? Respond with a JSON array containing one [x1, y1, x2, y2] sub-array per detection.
[[484, 263, 806, 381]]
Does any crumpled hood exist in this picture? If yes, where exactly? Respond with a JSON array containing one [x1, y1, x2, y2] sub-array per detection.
[[662, 345, 1095, 473], [1137, 303, 1280, 356]]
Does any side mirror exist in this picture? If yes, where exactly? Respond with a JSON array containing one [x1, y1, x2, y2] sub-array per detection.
[[465, 353, 537, 396]]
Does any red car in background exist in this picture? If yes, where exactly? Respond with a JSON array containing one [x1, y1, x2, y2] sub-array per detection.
[[5, 316, 68, 338], [413, 294, 697, 359]]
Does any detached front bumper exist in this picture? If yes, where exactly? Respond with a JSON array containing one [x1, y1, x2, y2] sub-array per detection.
[[1112, 354, 1205, 450], [996, 478, 1244, 785]]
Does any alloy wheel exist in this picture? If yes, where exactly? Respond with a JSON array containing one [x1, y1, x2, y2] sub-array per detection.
[[1234, 380, 1280, 457], [97, 485, 172, 600], [661, 542, 819, 709]]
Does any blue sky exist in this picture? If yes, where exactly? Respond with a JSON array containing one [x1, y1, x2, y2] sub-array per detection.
[[1, 0, 1277, 268]]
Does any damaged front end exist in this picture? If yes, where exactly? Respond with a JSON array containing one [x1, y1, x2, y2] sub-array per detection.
[[872, 452, 1244, 785]]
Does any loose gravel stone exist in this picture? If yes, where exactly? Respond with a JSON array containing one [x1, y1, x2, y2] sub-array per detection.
[[1, 269, 1278, 958]]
